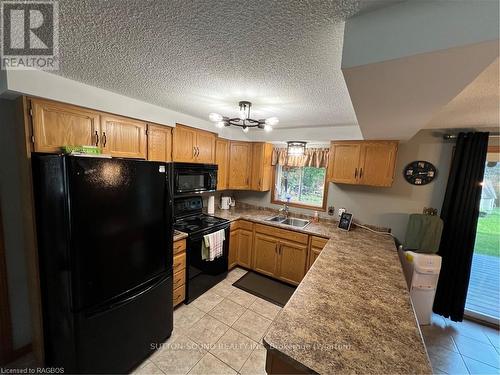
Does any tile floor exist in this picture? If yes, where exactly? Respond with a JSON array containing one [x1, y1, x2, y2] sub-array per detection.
[[134, 267, 275, 375], [421, 313, 500, 375], [4, 267, 500, 375]]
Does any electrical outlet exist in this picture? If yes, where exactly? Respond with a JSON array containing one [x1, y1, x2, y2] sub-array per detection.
[[338, 208, 346, 218]]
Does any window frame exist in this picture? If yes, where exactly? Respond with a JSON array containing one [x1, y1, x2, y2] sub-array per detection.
[[270, 165, 329, 211]]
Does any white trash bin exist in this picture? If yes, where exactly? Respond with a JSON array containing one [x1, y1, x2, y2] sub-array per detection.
[[398, 250, 442, 325]]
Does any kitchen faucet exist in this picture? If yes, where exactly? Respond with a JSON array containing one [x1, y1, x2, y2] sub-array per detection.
[[279, 202, 289, 219]]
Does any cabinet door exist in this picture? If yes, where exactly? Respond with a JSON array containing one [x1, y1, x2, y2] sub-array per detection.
[[228, 229, 238, 270], [307, 247, 322, 270], [251, 143, 273, 191], [196, 130, 216, 163], [172, 125, 197, 162], [253, 233, 278, 277], [31, 99, 100, 152], [101, 115, 147, 158], [277, 239, 308, 285], [329, 142, 361, 184], [228, 142, 252, 189], [147, 124, 172, 162], [215, 139, 229, 190], [237, 229, 253, 269], [358, 142, 398, 187]]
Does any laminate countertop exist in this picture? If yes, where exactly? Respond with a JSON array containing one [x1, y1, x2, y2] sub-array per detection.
[[210, 207, 431, 374]]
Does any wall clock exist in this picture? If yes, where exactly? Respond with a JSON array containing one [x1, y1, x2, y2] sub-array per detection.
[[403, 161, 437, 185]]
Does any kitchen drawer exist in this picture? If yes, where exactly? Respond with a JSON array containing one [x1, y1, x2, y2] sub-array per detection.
[[231, 220, 253, 231], [174, 239, 186, 255], [255, 223, 308, 245], [173, 252, 186, 271], [173, 285, 185, 307], [173, 268, 185, 290], [311, 236, 329, 249]]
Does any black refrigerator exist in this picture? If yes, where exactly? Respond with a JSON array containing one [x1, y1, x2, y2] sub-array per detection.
[[32, 154, 173, 374]]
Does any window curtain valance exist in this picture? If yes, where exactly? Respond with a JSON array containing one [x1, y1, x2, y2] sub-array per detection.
[[271, 147, 329, 168]]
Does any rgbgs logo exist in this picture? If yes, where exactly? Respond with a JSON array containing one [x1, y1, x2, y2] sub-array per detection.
[[1, 0, 59, 70]]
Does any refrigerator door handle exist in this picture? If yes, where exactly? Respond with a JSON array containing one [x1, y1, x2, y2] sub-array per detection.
[[84, 273, 169, 318]]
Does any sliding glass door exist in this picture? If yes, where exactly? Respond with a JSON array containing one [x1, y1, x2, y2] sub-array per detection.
[[465, 148, 500, 325]]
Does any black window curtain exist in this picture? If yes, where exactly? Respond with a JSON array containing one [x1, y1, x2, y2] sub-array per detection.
[[433, 132, 489, 322]]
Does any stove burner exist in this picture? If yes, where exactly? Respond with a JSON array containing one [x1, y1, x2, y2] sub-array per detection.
[[173, 214, 229, 234]]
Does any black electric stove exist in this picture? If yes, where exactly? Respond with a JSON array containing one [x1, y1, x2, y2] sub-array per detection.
[[173, 196, 229, 303], [174, 214, 228, 234]]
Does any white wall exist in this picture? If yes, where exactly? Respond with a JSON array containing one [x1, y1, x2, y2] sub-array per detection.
[[234, 130, 455, 241], [0, 99, 32, 349]]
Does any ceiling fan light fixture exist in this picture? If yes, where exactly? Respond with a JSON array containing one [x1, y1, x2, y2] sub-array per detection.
[[208, 101, 278, 132]]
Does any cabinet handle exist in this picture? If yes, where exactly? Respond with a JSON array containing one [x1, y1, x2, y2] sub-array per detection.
[[246, 177, 249, 185], [95, 131, 99, 147], [196, 147, 200, 157], [275, 244, 278, 253], [354, 168, 358, 179], [259, 178, 262, 187], [193, 147, 196, 158], [359, 168, 363, 179], [102, 132, 107, 147]]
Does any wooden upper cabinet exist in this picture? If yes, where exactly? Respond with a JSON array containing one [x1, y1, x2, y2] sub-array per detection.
[[215, 138, 229, 190], [100, 115, 147, 159], [147, 124, 172, 162], [328, 142, 361, 184], [172, 124, 216, 163], [173, 125, 197, 162], [328, 141, 398, 187], [251, 143, 273, 191], [196, 131, 216, 163], [30, 98, 100, 152], [358, 142, 398, 187], [228, 141, 253, 189]]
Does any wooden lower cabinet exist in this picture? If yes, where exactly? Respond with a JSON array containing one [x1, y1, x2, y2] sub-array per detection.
[[277, 239, 308, 285], [229, 221, 328, 286], [173, 239, 186, 307], [228, 229, 238, 269], [307, 236, 328, 270], [237, 229, 253, 268], [253, 233, 278, 277]]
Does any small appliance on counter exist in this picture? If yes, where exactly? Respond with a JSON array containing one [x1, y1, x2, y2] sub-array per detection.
[[220, 196, 233, 210]]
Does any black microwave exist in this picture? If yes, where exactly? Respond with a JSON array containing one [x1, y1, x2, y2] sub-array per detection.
[[172, 163, 217, 196]]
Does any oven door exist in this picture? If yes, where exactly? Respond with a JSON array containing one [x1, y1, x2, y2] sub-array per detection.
[[174, 167, 217, 195], [186, 226, 229, 303]]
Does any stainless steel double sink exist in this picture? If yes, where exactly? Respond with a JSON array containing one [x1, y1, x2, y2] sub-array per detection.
[[265, 215, 310, 229]]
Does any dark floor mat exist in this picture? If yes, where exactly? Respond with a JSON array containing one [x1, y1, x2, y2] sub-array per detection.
[[232, 271, 296, 307]]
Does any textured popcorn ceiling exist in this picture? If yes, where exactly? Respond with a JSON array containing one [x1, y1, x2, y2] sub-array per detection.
[[55, 0, 396, 130]]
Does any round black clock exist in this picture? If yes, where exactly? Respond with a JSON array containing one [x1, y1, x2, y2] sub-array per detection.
[[403, 161, 437, 185]]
